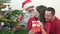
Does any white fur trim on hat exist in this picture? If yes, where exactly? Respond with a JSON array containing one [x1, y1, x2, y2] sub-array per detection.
[[23, 2, 34, 10]]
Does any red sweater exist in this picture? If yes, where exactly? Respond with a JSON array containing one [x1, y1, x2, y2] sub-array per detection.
[[49, 17, 60, 34], [27, 17, 51, 34], [27, 17, 60, 34]]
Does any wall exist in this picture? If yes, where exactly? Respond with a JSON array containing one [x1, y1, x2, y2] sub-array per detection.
[[2, 0, 60, 18]]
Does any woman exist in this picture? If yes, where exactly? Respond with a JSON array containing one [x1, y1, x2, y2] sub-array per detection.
[[27, 5, 51, 34]]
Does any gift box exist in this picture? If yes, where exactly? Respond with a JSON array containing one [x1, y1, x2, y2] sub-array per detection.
[[32, 21, 40, 32]]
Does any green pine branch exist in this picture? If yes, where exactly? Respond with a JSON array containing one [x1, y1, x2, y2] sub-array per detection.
[[2, 0, 11, 3]]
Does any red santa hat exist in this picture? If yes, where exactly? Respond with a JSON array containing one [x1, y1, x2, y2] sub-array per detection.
[[22, 0, 34, 10]]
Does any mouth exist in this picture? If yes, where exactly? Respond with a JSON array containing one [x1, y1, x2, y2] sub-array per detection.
[[29, 9, 34, 11]]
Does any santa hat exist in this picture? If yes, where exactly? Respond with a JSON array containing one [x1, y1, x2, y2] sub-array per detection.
[[22, 0, 34, 10]]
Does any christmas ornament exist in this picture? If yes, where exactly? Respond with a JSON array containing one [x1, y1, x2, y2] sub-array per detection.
[[1, 22, 5, 26], [17, 15, 23, 22], [11, 28, 16, 32], [17, 24, 21, 29]]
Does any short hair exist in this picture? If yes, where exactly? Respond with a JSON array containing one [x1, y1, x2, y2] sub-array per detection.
[[46, 7, 55, 15]]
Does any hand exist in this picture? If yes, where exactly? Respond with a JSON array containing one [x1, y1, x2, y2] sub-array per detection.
[[39, 22, 47, 34], [28, 29, 36, 34], [39, 22, 44, 28]]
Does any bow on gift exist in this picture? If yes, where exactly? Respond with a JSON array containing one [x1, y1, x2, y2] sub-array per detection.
[[32, 21, 40, 27]]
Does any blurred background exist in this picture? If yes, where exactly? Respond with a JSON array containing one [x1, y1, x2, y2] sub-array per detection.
[[2, 0, 60, 18], [0, 0, 60, 34]]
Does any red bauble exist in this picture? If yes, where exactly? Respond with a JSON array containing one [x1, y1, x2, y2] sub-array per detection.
[[17, 25, 21, 29], [17, 15, 24, 22], [17, 18, 20, 22], [11, 28, 16, 32]]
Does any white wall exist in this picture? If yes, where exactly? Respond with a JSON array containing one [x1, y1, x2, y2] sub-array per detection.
[[3, 0, 60, 18]]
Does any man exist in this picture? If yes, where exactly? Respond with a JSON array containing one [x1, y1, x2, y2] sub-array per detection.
[[17, 1, 37, 29], [45, 7, 60, 34]]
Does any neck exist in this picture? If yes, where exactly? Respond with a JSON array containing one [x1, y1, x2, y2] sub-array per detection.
[[51, 16, 55, 22]]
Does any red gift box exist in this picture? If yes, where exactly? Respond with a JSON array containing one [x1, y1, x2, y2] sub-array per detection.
[[32, 21, 40, 32]]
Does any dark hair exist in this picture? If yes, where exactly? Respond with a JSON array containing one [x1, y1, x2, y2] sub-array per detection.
[[36, 5, 47, 24], [46, 7, 55, 15]]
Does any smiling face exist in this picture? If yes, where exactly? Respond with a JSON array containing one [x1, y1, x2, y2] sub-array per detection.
[[45, 10, 54, 21], [45, 7, 55, 22], [26, 6, 34, 12]]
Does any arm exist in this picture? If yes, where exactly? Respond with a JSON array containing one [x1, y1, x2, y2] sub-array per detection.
[[40, 27, 47, 34], [40, 22, 47, 34], [45, 22, 51, 34]]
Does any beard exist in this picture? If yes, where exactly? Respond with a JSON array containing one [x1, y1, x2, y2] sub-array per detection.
[[28, 9, 34, 12]]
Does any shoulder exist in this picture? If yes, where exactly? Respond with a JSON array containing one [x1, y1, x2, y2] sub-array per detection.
[[45, 22, 51, 26], [55, 17, 60, 23], [45, 22, 51, 33], [29, 17, 37, 21], [54, 17, 60, 26]]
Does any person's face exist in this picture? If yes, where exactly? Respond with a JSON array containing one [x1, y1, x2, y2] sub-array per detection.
[[45, 10, 53, 21], [36, 11, 40, 17], [26, 6, 34, 12]]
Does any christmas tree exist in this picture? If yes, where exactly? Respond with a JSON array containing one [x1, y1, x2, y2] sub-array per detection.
[[0, 0, 11, 12], [0, 0, 28, 34], [0, 9, 29, 34]]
